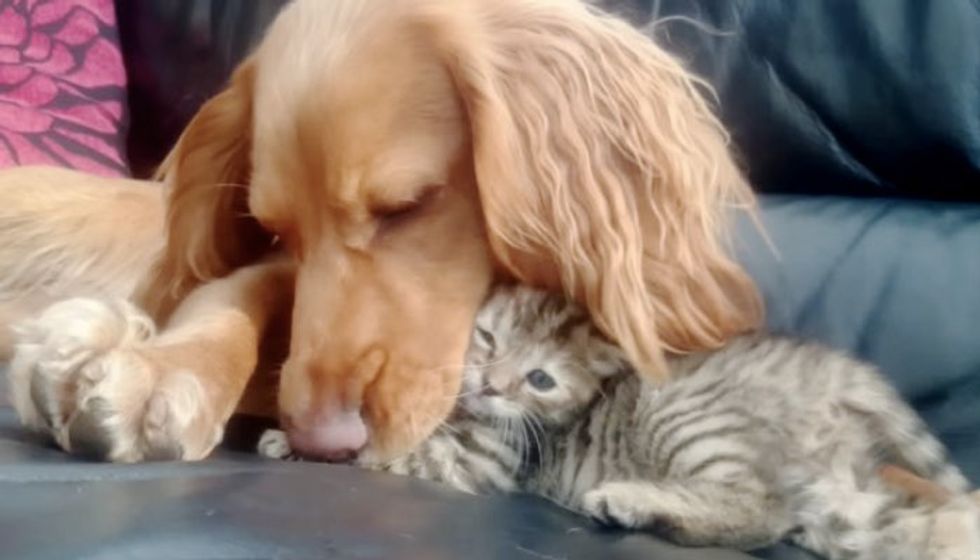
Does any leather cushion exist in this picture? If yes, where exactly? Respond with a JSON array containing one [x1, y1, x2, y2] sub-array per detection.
[[608, 0, 980, 201], [115, 0, 287, 177], [117, 0, 980, 200]]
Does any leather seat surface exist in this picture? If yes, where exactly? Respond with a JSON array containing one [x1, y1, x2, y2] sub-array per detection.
[[614, 0, 980, 201]]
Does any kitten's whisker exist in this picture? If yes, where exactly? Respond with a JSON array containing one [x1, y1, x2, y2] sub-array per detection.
[[448, 386, 484, 400], [515, 420, 526, 460], [416, 346, 520, 378], [514, 417, 528, 463], [596, 382, 611, 403], [407, 408, 421, 444], [465, 350, 521, 370], [417, 363, 468, 376], [525, 413, 546, 459], [435, 420, 464, 436], [504, 418, 515, 453], [516, 421, 526, 464], [526, 421, 538, 464]]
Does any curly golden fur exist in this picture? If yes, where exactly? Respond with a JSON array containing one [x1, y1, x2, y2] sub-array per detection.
[[1, 0, 760, 462]]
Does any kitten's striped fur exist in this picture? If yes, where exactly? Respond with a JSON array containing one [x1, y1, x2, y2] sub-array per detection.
[[260, 286, 980, 559]]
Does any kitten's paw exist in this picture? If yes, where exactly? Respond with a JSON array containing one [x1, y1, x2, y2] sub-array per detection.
[[258, 429, 298, 460], [582, 482, 677, 533], [9, 298, 222, 462], [928, 496, 980, 560]]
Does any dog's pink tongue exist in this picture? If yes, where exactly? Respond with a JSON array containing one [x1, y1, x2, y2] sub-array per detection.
[[287, 409, 368, 463]]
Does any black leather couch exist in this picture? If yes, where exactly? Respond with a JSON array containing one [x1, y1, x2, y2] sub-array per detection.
[[1, 1, 978, 559]]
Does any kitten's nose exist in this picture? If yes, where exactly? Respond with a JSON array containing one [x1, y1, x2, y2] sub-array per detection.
[[481, 385, 501, 397], [283, 408, 368, 463]]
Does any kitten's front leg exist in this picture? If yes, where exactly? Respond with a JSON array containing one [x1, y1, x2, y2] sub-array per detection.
[[583, 481, 685, 533], [923, 496, 980, 560], [258, 429, 298, 460], [582, 479, 787, 549]]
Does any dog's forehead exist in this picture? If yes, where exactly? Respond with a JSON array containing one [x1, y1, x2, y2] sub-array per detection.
[[250, 10, 466, 217]]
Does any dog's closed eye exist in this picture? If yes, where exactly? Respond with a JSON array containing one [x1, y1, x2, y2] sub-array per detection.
[[372, 184, 444, 233]]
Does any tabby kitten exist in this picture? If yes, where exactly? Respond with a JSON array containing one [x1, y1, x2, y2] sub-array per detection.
[[260, 286, 980, 560]]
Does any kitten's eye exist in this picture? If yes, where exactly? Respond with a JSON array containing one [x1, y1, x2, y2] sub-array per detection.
[[525, 369, 556, 391], [476, 327, 495, 349]]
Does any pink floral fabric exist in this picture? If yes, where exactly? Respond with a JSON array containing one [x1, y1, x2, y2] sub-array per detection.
[[0, 0, 127, 177]]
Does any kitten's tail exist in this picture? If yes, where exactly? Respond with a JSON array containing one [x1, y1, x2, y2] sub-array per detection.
[[847, 372, 970, 494]]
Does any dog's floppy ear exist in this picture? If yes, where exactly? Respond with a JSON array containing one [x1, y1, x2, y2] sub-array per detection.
[[136, 59, 270, 322], [425, 0, 762, 378]]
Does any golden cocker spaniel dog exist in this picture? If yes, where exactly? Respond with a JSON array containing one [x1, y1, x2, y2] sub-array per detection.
[[0, 0, 760, 463]]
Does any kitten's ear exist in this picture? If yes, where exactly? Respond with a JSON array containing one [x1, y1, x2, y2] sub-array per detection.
[[473, 326, 496, 352], [580, 327, 631, 378]]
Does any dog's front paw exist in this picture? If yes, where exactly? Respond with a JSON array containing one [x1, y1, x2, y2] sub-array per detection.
[[9, 298, 221, 462]]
